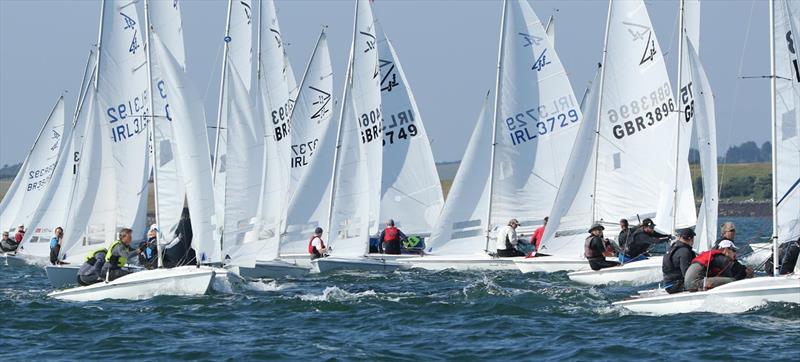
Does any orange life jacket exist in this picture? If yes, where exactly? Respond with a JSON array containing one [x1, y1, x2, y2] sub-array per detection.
[[308, 236, 325, 254], [383, 227, 399, 242]]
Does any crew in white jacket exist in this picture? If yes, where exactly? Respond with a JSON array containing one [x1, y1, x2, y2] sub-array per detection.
[[495, 219, 524, 257]]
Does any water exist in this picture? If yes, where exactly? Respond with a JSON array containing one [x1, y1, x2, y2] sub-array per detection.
[[1, 217, 798, 360]]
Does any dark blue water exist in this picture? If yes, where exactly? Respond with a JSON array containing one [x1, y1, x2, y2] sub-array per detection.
[[1, 217, 798, 360]]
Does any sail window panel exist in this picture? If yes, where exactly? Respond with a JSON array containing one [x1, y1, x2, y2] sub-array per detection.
[[783, 110, 798, 140]]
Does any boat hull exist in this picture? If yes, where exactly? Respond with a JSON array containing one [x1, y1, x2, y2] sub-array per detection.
[[48, 265, 216, 302], [45, 264, 80, 288], [514, 256, 593, 273], [568, 256, 663, 286], [234, 259, 310, 279], [2, 253, 29, 267], [613, 275, 800, 315], [311, 257, 411, 273], [403, 254, 522, 271]]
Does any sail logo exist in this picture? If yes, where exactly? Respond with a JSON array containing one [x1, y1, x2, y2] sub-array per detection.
[[518, 32, 543, 47], [622, 21, 657, 65], [270, 28, 283, 49], [532, 49, 551, 72], [120, 12, 139, 55], [309, 86, 331, 122], [240, 1, 252, 25], [49, 129, 61, 152], [379, 59, 399, 92], [359, 27, 379, 79]]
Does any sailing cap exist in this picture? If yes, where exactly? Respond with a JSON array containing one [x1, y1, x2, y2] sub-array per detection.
[[641, 218, 655, 228], [588, 223, 605, 232], [509, 219, 520, 226], [717, 239, 738, 251], [721, 222, 736, 233], [149, 224, 158, 232], [679, 228, 696, 239], [314, 227, 323, 235]]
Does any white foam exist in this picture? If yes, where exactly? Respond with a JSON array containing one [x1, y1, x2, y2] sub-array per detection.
[[299, 286, 378, 302]]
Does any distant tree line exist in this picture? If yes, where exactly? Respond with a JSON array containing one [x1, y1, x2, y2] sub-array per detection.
[[689, 141, 772, 165]]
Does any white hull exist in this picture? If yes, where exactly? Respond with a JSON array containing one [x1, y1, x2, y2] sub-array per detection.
[[514, 255, 592, 273], [278, 254, 312, 268], [233, 259, 310, 279], [365, 253, 419, 262], [403, 254, 523, 271], [311, 257, 411, 273], [568, 256, 663, 286], [48, 265, 216, 302], [45, 264, 80, 288], [613, 275, 800, 315]]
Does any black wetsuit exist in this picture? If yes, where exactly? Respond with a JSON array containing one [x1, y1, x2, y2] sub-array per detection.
[[780, 240, 800, 275], [617, 228, 632, 250], [624, 228, 669, 259], [0, 237, 19, 252], [662, 241, 696, 293], [164, 218, 197, 268]]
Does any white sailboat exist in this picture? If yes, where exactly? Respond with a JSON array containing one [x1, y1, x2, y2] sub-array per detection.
[[568, 0, 711, 286], [0, 97, 67, 266], [50, 0, 220, 301], [614, 0, 800, 314], [517, 0, 696, 275], [408, 0, 581, 271]]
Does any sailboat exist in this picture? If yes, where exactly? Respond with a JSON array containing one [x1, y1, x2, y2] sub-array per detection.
[[614, 0, 800, 314], [49, 0, 219, 301], [568, 0, 713, 286], [406, 0, 581, 271], [0, 97, 67, 266], [516, 0, 696, 275]]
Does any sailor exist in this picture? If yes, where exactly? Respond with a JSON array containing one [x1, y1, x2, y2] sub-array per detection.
[[496, 219, 525, 257], [683, 239, 752, 291], [712, 222, 736, 250], [617, 219, 632, 251], [622, 218, 669, 263], [14, 224, 25, 243], [100, 228, 142, 282], [530, 216, 548, 251], [379, 219, 407, 255], [584, 223, 620, 271], [661, 228, 697, 294], [0, 231, 20, 253], [77, 247, 107, 286], [162, 207, 197, 268], [308, 227, 327, 260], [779, 236, 800, 275], [49, 227, 64, 265], [138, 225, 159, 270]]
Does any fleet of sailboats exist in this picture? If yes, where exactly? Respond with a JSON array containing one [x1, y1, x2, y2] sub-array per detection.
[[0, 0, 797, 310]]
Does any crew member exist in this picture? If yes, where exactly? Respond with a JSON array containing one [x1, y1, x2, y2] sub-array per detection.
[[622, 218, 669, 263], [100, 228, 142, 282], [308, 227, 327, 260], [138, 225, 159, 270], [14, 224, 25, 243], [530, 217, 548, 251], [379, 219, 407, 255], [77, 247, 107, 286], [162, 207, 197, 268], [684, 240, 752, 291], [779, 237, 800, 275], [662, 228, 697, 294], [617, 219, 632, 251], [49, 227, 64, 265], [496, 219, 524, 257], [0, 231, 19, 253], [584, 223, 620, 270], [713, 222, 736, 249]]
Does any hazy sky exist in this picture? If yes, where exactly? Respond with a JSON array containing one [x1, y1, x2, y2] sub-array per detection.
[[0, 0, 770, 167]]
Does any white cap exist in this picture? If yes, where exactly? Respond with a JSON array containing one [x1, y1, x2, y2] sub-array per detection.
[[149, 224, 158, 231], [718, 239, 738, 250]]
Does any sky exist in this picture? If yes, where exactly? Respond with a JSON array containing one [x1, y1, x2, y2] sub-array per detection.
[[0, 0, 770, 167]]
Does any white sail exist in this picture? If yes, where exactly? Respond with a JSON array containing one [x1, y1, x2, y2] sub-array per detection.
[[541, 0, 694, 255], [328, 0, 383, 257], [426, 93, 493, 255], [376, 25, 444, 236], [490, 0, 583, 233], [280, 31, 336, 258], [0, 97, 66, 240], [774, 0, 800, 243], [684, 38, 718, 252], [150, 32, 218, 263]]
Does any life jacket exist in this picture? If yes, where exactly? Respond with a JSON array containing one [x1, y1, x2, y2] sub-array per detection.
[[663, 242, 694, 281], [105, 240, 128, 267], [308, 236, 325, 254], [584, 236, 600, 258], [85, 247, 108, 265], [383, 227, 399, 242], [691, 249, 727, 276]]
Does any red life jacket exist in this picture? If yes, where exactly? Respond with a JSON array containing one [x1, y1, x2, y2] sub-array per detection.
[[308, 236, 325, 254], [383, 227, 399, 242], [691, 249, 727, 276]]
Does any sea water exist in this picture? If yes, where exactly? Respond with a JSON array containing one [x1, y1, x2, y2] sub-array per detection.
[[1, 217, 797, 360]]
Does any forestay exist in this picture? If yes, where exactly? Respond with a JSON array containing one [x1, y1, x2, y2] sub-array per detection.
[[426, 93, 493, 255], [0, 97, 65, 234], [281, 31, 336, 258], [774, 0, 800, 243], [376, 24, 444, 236], [490, 0, 583, 231]]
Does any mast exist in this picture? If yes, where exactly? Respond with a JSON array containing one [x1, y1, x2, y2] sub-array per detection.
[[591, 0, 614, 224], [73, 49, 95, 127], [671, 0, 686, 235], [212, 0, 234, 263], [93, 0, 105, 91], [326, 2, 358, 247], [769, 0, 779, 277], [143, 0, 164, 268], [484, 0, 508, 253]]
